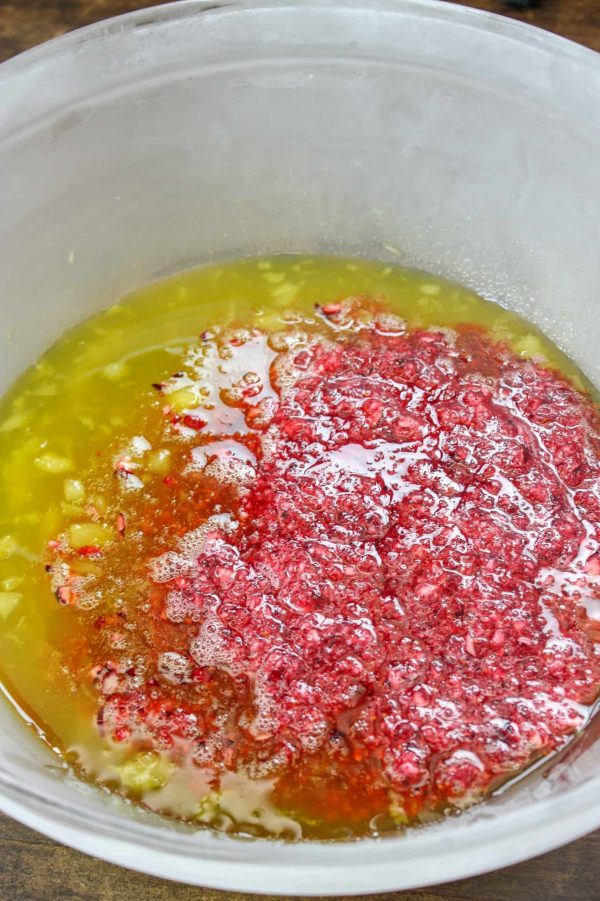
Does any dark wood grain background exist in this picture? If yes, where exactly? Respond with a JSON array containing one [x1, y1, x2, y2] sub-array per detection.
[[1, 2, 599, 899]]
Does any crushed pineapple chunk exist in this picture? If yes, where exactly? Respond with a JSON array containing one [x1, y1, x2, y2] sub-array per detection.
[[0, 535, 18, 560], [0, 411, 28, 433], [0, 592, 21, 618], [147, 449, 171, 474], [166, 386, 198, 413], [389, 795, 409, 825], [102, 360, 128, 381], [61, 502, 86, 518], [420, 283, 441, 296], [0, 577, 22, 591], [262, 271, 286, 285], [196, 791, 222, 823], [91, 494, 108, 516], [117, 751, 172, 793], [63, 479, 86, 504], [271, 281, 300, 307], [34, 452, 73, 474], [69, 522, 113, 549], [513, 333, 546, 360]]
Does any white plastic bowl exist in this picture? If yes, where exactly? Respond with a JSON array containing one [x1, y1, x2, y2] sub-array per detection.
[[1, 0, 600, 893]]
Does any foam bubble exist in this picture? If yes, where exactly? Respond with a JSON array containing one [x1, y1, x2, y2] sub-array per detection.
[[205, 456, 255, 487], [246, 674, 278, 741], [150, 515, 237, 584], [75, 582, 103, 611], [190, 440, 256, 476], [130, 435, 152, 455], [268, 339, 322, 398], [164, 589, 205, 623], [190, 614, 244, 675], [373, 313, 406, 336], [149, 551, 195, 584], [119, 471, 144, 491], [157, 651, 191, 684], [50, 561, 71, 593], [267, 330, 308, 353]]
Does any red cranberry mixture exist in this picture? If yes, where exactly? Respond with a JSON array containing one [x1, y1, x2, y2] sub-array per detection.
[[56, 302, 600, 828]]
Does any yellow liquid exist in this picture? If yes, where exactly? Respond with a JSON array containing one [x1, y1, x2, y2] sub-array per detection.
[[0, 256, 593, 839]]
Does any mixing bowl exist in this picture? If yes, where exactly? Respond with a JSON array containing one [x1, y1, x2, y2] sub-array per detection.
[[1, 0, 600, 892]]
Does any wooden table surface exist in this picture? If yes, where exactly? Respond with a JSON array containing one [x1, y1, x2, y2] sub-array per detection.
[[0, 1, 599, 899]]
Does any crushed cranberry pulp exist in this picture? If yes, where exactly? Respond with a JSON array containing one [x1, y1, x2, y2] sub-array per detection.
[[1, 257, 599, 840]]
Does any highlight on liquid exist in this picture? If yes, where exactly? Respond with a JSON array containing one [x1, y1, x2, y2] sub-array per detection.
[[0, 256, 599, 840]]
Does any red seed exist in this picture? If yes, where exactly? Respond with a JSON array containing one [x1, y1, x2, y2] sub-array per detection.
[[78, 545, 103, 558], [113, 725, 131, 742], [320, 303, 342, 316], [182, 415, 208, 431]]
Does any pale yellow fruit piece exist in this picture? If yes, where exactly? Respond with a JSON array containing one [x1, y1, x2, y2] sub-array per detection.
[[69, 559, 102, 577], [271, 282, 300, 307], [61, 502, 87, 518], [262, 271, 286, 285], [0, 411, 29, 433], [513, 333, 546, 360], [420, 283, 441, 296], [389, 796, 409, 825], [166, 387, 197, 412], [69, 522, 113, 549], [63, 479, 86, 504], [34, 452, 74, 474], [102, 360, 128, 381], [0, 577, 23, 591], [0, 592, 21, 619], [196, 791, 222, 823], [117, 752, 172, 794], [146, 449, 171, 474], [0, 535, 18, 560], [91, 494, 108, 516]]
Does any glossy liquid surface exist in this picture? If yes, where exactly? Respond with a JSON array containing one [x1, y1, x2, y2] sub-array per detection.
[[0, 257, 599, 839]]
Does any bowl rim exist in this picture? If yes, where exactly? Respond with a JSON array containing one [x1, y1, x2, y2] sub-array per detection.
[[2, 0, 600, 77], [1, 0, 600, 893]]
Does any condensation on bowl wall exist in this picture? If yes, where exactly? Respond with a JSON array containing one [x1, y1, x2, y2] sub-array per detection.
[[1, 0, 600, 893]]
